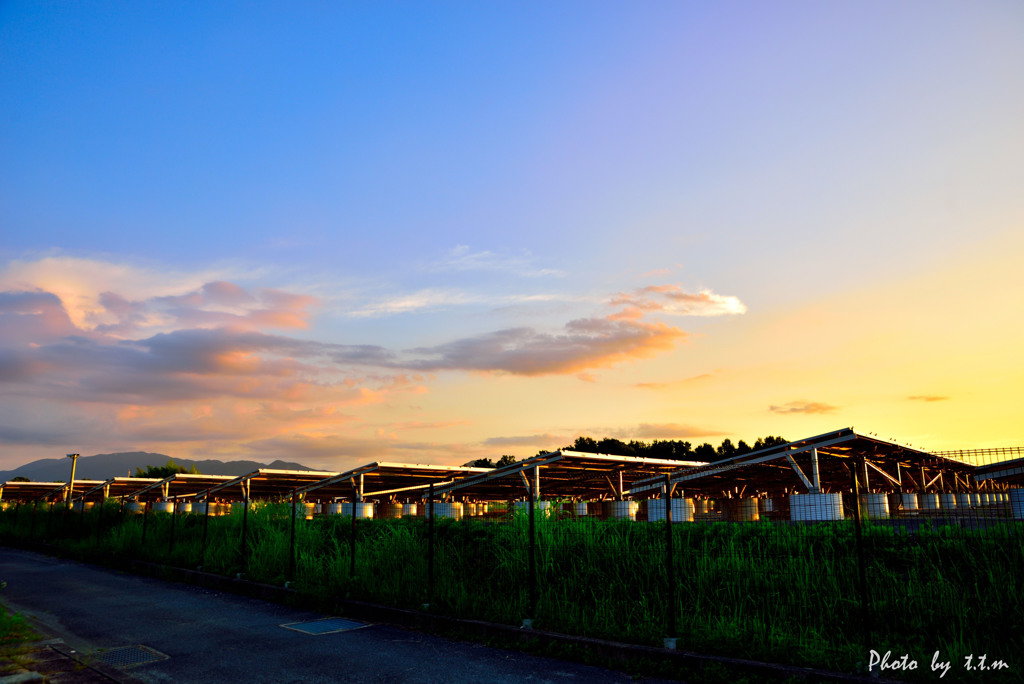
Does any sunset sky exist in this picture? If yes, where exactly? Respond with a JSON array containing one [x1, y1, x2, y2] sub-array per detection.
[[2, 2, 1022, 471]]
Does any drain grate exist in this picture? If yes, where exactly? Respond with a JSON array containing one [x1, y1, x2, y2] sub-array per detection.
[[281, 617, 370, 635], [94, 644, 170, 669]]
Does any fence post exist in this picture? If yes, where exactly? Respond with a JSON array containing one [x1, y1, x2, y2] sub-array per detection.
[[850, 459, 871, 656], [527, 485, 537, 625], [349, 498, 357, 579], [142, 500, 150, 545], [289, 491, 297, 582], [240, 492, 250, 572], [201, 497, 210, 568], [95, 499, 104, 546], [47, 501, 54, 536], [30, 501, 38, 538], [665, 474, 676, 648], [169, 498, 178, 557], [427, 484, 435, 609], [13, 502, 21, 537]]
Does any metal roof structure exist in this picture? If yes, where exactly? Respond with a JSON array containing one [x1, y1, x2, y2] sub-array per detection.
[[292, 462, 492, 501], [0, 481, 71, 502], [201, 468, 342, 502], [975, 455, 1024, 487], [74, 477, 162, 502], [112, 474, 238, 502], [428, 450, 707, 501], [628, 428, 978, 498]]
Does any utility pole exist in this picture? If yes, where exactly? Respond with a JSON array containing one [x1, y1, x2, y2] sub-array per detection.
[[65, 453, 80, 504]]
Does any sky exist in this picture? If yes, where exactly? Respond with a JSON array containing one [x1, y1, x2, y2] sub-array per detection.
[[2, 2, 1023, 471]]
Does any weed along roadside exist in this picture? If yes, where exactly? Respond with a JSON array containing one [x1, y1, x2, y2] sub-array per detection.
[[1, 497, 1022, 683]]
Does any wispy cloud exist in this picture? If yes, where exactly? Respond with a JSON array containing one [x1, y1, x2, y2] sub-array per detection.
[[432, 245, 565, 278], [482, 433, 570, 448], [635, 369, 722, 390], [405, 316, 684, 376], [769, 401, 839, 415], [908, 395, 950, 402], [610, 284, 746, 319]]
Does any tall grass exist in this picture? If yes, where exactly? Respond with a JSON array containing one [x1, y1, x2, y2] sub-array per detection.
[[1, 502, 1021, 680]]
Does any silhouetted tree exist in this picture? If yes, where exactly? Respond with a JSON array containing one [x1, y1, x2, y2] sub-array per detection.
[[133, 459, 199, 479], [496, 454, 518, 467]]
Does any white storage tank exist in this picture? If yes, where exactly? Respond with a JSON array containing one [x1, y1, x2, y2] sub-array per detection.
[[695, 499, 711, 514], [789, 493, 844, 521], [377, 503, 403, 519], [464, 503, 477, 517], [402, 502, 418, 517], [955, 493, 971, 509], [900, 492, 919, 511], [939, 493, 957, 509], [970, 493, 981, 507], [726, 498, 760, 522], [920, 494, 940, 511], [72, 501, 95, 513], [427, 502, 463, 519], [324, 502, 344, 515], [153, 502, 174, 514], [647, 497, 694, 523], [859, 493, 890, 519], [192, 502, 208, 515], [758, 498, 775, 513], [1009, 489, 1024, 520], [126, 501, 145, 515], [601, 500, 638, 521], [513, 501, 551, 517], [340, 502, 375, 519], [176, 501, 192, 515]]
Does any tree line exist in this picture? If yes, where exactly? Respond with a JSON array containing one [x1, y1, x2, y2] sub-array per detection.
[[464, 435, 788, 469]]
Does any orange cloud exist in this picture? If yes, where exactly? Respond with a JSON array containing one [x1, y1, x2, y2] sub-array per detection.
[[769, 401, 839, 415], [610, 284, 746, 317]]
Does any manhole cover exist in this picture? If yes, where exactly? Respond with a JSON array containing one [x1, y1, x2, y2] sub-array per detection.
[[281, 617, 370, 635], [94, 644, 169, 669]]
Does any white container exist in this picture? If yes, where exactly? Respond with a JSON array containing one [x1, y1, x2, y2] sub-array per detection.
[[602, 500, 638, 521], [192, 502, 209, 515], [956, 493, 971, 509], [402, 503, 418, 517], [695, 500, 711, 514], [1009, 489, 1024, 520], [126, 501, 145, 515], [574, 502, 590, 516], [939, 493, 957, 509], [324, 503, 344, 515], [920, 494, 940, 510], [859, 493, 890, 519], [464, 503, 477, 517], [727, 498, 760, 522], [340, 502, 375, 519], [900, 492, 919, 511], [427, 502, 463, 519], [514, 501, 551, 517], [789, 493, 844, 521], [758, 498, 775, 513], [970, 493, 981, 507], [176, 502, 192, 514], [647, 497, 694, 523], [153, 502, 174, 514], [476, 503, 489, 515], [72, 501, 95, 513], [377, 503, 403, 519]]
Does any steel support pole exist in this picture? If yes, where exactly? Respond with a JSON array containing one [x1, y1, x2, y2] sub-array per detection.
[[30, 501, 38, 538], [665, 474, 676, 641], [13, 502, 21, 536], [427, 484, 435, 608], [289, 490, 297, 582], [47, 501, 54, 535], [850, 459, 870, 653], [142, 500, 150, 545]]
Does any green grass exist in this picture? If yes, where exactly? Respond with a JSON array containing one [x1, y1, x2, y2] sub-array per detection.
[[0, 580, 42, 674], [1, 502, 1021, 681]]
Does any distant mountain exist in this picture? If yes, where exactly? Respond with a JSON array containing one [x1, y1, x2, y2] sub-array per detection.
[[0, 451, 314, 483]]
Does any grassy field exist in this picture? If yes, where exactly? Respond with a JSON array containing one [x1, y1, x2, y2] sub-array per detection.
[[1, 501, 1021, 681]]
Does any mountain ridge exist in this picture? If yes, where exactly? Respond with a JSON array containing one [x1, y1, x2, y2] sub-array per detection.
[[0, 451, 315, 483]]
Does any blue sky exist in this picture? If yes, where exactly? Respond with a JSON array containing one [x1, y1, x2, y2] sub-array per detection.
[[2, 2, 1022, 469]]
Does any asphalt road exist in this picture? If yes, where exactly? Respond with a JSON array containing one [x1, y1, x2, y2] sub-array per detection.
[[0, 547, 677, 684]]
